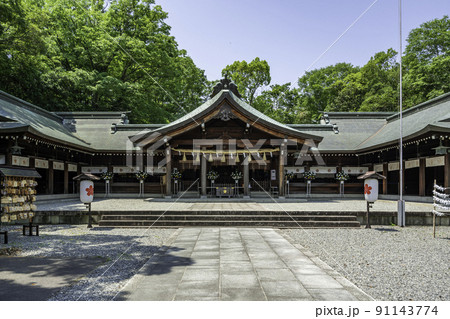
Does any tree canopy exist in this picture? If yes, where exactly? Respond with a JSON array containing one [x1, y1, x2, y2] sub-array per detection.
[[221, 57, 271, 105], [0, 4, 448, 125], [226, 16, 449, 124], [0, 0, 208, 123]]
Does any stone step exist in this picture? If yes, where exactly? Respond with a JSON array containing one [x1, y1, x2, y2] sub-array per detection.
[[98, 210, 360, 216], [100, 214, 358, 222], [98, 219, 361, 228]]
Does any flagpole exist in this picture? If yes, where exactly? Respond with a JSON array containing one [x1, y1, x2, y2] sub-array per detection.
[[398, 0, 405, 227]]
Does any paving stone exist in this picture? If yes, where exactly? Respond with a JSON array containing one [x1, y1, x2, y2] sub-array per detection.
[[176, 280, 219, 297], [182, 269, 219, 281], [295, 274, 343, 289], [221, 288, 267, 301], [289, 265, 324, 275], [221, 273, 260, 289], [307, 288, 359, 301], [256, 268, 298, 281], [126, 286, 177, 301], [261, 280, 312, 299], [174, 296, 220, 301]]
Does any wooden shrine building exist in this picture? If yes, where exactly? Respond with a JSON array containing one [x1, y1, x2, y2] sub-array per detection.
[[0, 78, 449, 199]]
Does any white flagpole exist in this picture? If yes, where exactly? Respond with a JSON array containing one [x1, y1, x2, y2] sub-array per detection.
[[398, 0, 406, 227]]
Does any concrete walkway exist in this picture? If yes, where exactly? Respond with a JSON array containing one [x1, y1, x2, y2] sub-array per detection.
[[116, 228, 372, 301]]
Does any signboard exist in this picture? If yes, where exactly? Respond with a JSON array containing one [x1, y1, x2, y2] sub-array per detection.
[[270, 169, 276, 181], [388, 162, 400, 171], [146, 166, 167, 175], [81, 166, 107, 174], [53, 161, 64, 171], [68, 164, 78, 172], [405, 159, 419, 169], [310, 166, 336, 174], [35, 159, 49, 169], [426, 156, 445, 167], [113, 166, 139, 174], [12, 155, 29, 167], [285, 167, 305, 174], [373, 164, 383, 172], [342, 167, 368, 175]]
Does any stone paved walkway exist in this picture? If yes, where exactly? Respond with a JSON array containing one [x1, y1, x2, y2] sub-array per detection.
[[116, 228, 372, 301]]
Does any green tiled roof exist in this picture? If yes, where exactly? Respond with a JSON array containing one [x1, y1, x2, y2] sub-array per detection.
[[356, 93, 450, 151], [151, 90, 323, 142], [0, 90, 92, 150]]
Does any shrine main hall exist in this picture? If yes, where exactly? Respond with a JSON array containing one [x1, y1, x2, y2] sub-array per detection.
[[0, 78, 449, 200]]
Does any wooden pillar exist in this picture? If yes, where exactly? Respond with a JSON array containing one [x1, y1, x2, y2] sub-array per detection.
[[419, 158, 426, 196], [63, 162, 69, 194], [444, 154, 450, 188], [382, 163, 388, 195], [243, 158, 249, 197], [201, 150, 207, 197], [48, 161, 54, 195], [278, 152, 285, 197], [165, 146, 172, 197], [5, 139, 13, 165]]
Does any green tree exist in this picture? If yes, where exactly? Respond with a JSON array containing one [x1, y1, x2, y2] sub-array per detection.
[[253, 83, 299, 123], [403, 16, 450, 107], [296, 63, 359, 123], [221, 57, 271, 105], [0, 0, 208, 123], [358, 49, 399, 112]]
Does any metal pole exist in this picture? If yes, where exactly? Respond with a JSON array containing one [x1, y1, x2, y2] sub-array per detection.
[[397, 0, 405, 227], [87, 202, 92, 228], [366, 201, 371, 229]]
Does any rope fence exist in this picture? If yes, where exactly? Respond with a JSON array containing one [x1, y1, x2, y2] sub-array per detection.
[[432, 181, 449, 238]]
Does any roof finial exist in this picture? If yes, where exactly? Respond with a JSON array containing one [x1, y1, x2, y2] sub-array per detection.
[[210, 77, 241, 99]]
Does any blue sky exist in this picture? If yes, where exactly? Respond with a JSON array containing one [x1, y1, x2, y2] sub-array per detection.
[[156, 0, 449, 86]]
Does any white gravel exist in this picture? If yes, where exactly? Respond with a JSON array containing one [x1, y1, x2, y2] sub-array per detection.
[[1, 225, 176, 301], [283, 226, 450, 301]]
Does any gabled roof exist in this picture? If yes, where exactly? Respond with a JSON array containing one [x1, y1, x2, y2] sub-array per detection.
[[134, 89, 323, 145], [356, 92, 450, 151], [0, 90, 92, 151]]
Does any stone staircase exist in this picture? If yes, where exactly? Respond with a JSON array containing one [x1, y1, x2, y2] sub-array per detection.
[[97, 211, 361, 228]]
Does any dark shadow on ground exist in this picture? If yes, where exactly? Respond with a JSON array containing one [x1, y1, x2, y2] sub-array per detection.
[[0, 257, 105, 301], [1, 226, 186, 300], [114, 247, 193, 301], [374, 227, 399, 232]]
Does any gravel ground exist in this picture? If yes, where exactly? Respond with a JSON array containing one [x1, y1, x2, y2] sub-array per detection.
[[283, 226, 450, 301], [0, 225, 176, 301]]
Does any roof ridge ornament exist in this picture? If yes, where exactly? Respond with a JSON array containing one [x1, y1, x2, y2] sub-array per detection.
[[210, 78, 242, 99]]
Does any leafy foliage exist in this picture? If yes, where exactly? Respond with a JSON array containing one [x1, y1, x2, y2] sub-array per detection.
[[0, 0, 208, 123], [221, 57, 271, 105]]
